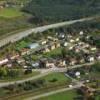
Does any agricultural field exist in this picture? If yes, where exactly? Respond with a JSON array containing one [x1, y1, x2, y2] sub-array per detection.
[[0, 14, 33, 39], [39, 90, 78, 100], [0, 8, 23, 18], [0, 0, 33, 38], [41, 72, 71, 84], [39, 90, 100, 100]]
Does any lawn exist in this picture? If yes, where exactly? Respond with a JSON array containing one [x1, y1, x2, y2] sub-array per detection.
[[43, 47, 62, 58], [39, 90, 77, 100], [41, 72, 71, 84], [16, 40, 30, 50], [95, 95, 100, 100], [0, 8, 23, 18]]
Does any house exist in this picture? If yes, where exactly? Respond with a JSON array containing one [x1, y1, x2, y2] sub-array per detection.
[[23, 66, 28, 68], [78, 42, 85, 47], [75, 38, 80, 42], [27, 43, 39, 49], [67, 35, 72, 38], [43, 45, 50, 53], [44, 47, 50, 53], [57, 59, 66, 67], [20, 3, 24, 7], [63, 42, 68, 47], [39, 59, 47, 68], [46, 61, 55, 68], [39, 58, 55, 68], [79, 58, 85, 64], [69, 58, 77, 66], [43, 41, 60, 53], [50, 44, 56, 50], [96, 53, 100, 60], [91, 47, 97, 51], [7, 63, 12, 68], [97, 55, 100, 60], [47, 36, 53, 40], [32, 62, 39, 68], [69, 46, 74, 50], [0, 59, 8, 65], [84, 44, 90, 48], [61, 34, 65, 38], [0, 5, 3, 8], [53, 38, 58, 42], [40, 40, 47, 45], [17, 57, 25, 64], [58, 33, 65, 39], [40, 58, 55, 68], [70, 39, 75, 43], [79, 31, 84, 35], [83, 49, 90, 53], [80, 86, 94, 98], [11, 54, 19, 60], [21, 48, 29, 55], [88, 56, 95, 62], [0, 2, 5, 8], [75, 72, 80, 78], [86, 35, 90, 39], [55, 42, 60, 48], [74, 46, 80, 53]]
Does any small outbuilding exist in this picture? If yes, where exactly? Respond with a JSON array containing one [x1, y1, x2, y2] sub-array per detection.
[[28, 43, 39, 49]]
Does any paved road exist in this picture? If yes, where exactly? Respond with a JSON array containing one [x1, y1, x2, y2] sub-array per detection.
[[32, 62, 95, 72], [0, 70, 52, 88], [0, 62, 94, 88], [0, 16, 97, 47], [24, 84, 82, 100]]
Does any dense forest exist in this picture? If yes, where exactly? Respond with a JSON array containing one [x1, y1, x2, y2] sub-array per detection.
[[23, 0, 100, 23]]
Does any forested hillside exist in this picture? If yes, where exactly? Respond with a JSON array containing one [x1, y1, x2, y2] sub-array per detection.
[[23, 0, 100, 23]]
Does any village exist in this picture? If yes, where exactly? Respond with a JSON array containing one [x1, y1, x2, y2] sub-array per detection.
[[0, 28, 99, 100], [0, 0, 100, 99], [0, 30, 100, 69]]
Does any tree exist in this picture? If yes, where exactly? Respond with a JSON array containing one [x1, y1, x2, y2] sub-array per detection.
[[0, 67, 8, 78], [91, 62, 100, 72], [61, 47, 67, 58], [8, 69, 20, 77]]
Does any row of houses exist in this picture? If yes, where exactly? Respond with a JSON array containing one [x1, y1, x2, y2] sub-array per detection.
[[0, 38, 61, 66]]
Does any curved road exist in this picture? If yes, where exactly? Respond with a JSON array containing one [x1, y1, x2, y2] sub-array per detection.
[[0, 16, 97, 47]]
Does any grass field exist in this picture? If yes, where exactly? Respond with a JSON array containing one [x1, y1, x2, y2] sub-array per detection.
[[95, 95, 100, 100], [0, 0, 33, 37], [39, 90, 77, 100], [0, 8, 23, 18], [43, 48, 62, 58], [39, 90, 100, 100], [40, 72, 71, 84], [16, 40, 30, 50]]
